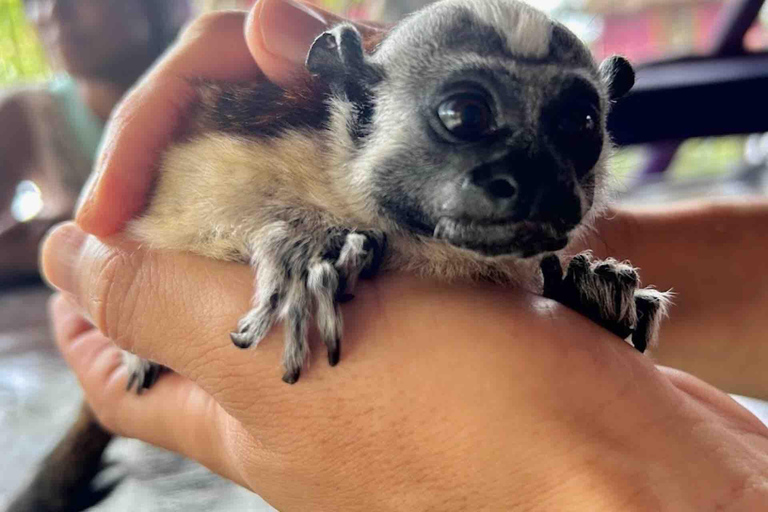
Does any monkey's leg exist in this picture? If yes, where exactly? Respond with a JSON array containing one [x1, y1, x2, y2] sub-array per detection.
[[230, 224, 386, 384], [8, 355, 164, 511], [308, 230, 387, 369], [333, 230, 388, 292], [6, 401, 115, 512], [541, 253, 671, 352]]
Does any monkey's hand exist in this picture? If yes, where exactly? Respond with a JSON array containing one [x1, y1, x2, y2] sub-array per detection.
[[229, 225, 387, 384], [540, 253, 671, 353]]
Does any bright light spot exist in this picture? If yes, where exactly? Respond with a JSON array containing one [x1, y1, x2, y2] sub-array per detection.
[[560, 13, 604, 44], [521, 0, 563, 13], [11, 180, 44, 222]]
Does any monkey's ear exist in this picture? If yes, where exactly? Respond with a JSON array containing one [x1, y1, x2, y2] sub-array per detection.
[[306, 24, 366, 82], [599, 56, 635, 101]]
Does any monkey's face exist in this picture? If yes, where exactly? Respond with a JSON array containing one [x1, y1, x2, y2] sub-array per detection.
[[367, 66, 606, 257], [352, 0, 633, 258]]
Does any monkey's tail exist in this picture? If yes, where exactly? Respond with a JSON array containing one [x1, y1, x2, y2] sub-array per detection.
[[5, 401, 116, 512]]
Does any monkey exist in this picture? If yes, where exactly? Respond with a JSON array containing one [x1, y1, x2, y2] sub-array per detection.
[[7, 1, 670, 509], [125, 0, 670, 386]]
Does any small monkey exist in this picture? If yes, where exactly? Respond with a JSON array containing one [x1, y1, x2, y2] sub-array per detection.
[[127, 0, 669, 385], [8, 1, 670, 509]]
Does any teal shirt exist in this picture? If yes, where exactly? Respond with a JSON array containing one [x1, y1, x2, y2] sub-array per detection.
[[49, 75, 104, 163]]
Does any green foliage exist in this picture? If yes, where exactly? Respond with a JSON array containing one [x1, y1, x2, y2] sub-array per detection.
[[0, 0, 50, 85], [668, 136, 747, 180], [317, 0, 367, 16], [611, 136, 748, 186]]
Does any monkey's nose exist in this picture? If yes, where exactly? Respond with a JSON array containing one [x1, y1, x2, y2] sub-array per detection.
[[527, 185, 582, 231], [446, 162, 583, 230], [463, 165, 520, 218], [485, 176, 518, 200]]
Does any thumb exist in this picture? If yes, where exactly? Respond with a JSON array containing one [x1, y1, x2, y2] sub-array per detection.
[[246, 0, 385, 86], [39, 223, 257, 376]]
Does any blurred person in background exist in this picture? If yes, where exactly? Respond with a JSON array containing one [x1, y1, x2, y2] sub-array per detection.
[[0, 0, 193, 282]]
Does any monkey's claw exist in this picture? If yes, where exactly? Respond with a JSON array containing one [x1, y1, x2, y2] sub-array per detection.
[[232, 226, 387, 383], [282, 368, 301, 385], [123, 352, 164, 394], [541, 253, 671, 352]]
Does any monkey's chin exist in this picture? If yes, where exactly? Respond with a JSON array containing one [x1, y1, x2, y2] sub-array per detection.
[[433, 217, 570, 258]]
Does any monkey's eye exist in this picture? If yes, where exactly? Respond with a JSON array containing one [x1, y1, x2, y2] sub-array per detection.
[[437, 94, 494, 141], [557, 105, 598, 135]]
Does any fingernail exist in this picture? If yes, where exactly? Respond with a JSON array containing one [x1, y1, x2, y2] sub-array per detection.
[[259, 0, 328, 65], [40, 222, 87, 295]]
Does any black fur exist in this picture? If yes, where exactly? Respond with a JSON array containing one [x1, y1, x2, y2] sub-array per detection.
[[633, 293, 665, 353], [421, 7, 596, 69], [197, 80, 332, 139], [437, 8, 512, 60], [307, 25, 384, 143], [125, 359, 165, 394], [541, 254, 665, 353], [599, 56, 635, 101], [549, 23, 595, 68], [230, 224, 387, 384]]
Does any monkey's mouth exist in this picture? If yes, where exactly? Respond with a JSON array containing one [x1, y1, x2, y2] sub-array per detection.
[[433, 217, 570, 257]]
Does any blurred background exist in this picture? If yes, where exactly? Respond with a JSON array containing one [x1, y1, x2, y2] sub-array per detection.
[[1, 0, 767, 510]]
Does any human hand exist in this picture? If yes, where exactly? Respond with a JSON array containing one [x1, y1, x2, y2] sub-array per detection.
[[577, 200, 768, 400]]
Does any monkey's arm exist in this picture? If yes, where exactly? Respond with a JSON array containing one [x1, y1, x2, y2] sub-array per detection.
[[586, 199, 768, 400]]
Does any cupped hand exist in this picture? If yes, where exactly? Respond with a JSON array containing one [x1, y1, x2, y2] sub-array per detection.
[[74, 0, 382, 238], [40, 221, 768, 511]]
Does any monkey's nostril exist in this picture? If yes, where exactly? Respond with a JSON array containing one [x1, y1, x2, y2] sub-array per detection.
[[487, 179, 517, 199]]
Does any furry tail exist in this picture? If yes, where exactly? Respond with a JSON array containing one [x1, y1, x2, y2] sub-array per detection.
[[5, 401, 115, 512]]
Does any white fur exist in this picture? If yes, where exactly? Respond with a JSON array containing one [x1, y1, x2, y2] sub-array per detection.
[[308, 261, 342, 350], [457, 0, 552, 58], [635, 288, 674, 349]]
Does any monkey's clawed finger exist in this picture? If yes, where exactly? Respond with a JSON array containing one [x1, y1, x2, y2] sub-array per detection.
[[231, 228, 387, 384]]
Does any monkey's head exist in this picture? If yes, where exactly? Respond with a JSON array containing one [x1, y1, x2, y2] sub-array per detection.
[[308, 0, 634, 258]]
